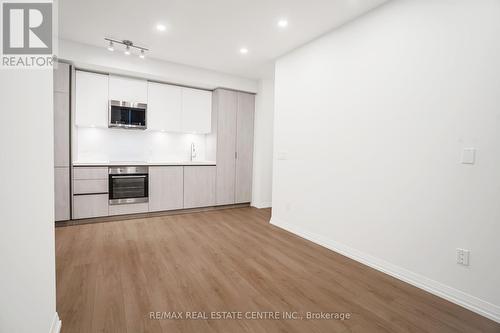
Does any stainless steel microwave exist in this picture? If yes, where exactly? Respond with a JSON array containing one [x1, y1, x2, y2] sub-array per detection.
[[108, 100, 147, 129]]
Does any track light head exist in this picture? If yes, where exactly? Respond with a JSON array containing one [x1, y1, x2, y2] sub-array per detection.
[[104, 38, 148, 59]]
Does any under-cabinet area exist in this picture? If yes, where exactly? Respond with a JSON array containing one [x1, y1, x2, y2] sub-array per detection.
[[53, 63, 256, 221]]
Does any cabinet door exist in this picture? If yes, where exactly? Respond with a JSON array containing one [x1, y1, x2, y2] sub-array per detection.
[[54, 91, 70, 167], [109, 75, 148, 103], [184, 166, 216, 209], [235, 92, 255, 203], [73, 194, 108, 219], [73, 167, 109, 180], [147, 82, 182, 132], [181, 88, 212, 133], [149, 166, 184, 212], [215, 89, 237, 205], [55, 167, 70, 221], [54, 62, 69, 93], [109, 203, 149, 216], [75, 71, 109, 128], [73, 179, 108, 195]]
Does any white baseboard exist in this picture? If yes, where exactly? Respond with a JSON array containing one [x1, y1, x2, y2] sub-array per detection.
[[49, 312, 61, 333], [270, 217, 500, 324], [251, 201, 272, 209]]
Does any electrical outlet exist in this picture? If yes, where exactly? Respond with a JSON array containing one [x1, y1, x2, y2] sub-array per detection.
[[461, 148, 476, 164], [456, 248, 470, 266]]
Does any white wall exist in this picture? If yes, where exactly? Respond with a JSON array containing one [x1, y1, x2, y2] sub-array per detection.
[[59, 39, 258, 93], [272, 0, 500, 322], [0, 71, 58, 331], [75, 127, 208, 162], [252, 77, 275, 208]]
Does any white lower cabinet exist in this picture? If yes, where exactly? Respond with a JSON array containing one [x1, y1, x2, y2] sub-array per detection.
[[149, 166, 184, 212], [73, 194, 109, 219], [183, 166, 216, 209]]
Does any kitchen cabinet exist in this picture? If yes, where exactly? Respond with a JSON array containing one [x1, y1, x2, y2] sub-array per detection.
[[147, 82, 182, 132], [75, 70, 109, 128], [235, 92, 255, 203], [109, 75, 147, 103], [54, 91, 70, 167], [184, 166, 216, 209], [73, 179, 108, 195], [213, 89, 255, 205], [73, 167, 108, 180], [54, 167, 70, 221], [54, 62, 71, 221], [181, 87, 212, 133], [109, 203, 149, 216], [149, 166, 184, 212], [214, 89, 238, 205], [72, 167, 109, 219], [73, 194, 109, 219], [54, 62, 69, 93]]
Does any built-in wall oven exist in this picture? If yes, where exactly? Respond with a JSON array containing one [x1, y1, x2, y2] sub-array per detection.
[[109, 167, 149, 205]]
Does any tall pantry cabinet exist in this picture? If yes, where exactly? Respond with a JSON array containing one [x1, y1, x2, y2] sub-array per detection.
[[53, 62, 71, 221], [213, 89, 255, 205]]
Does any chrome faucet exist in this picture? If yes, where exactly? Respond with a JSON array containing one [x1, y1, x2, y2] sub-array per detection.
[[190, 142, 197, 161]]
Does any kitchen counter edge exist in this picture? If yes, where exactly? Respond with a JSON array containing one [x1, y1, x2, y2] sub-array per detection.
[[73, 161, 217, 167]]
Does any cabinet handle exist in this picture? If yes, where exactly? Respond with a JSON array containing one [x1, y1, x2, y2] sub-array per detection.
[[235, 151, 238, 159]]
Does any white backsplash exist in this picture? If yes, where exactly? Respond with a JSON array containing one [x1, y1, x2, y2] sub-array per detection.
[[75, 127, 208, 162]]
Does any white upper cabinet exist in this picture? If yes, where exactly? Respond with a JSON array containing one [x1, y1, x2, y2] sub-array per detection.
[[181, 88, 212, 134], [147, 82, 182, 132], [146, 83, 212, 134], [109, 75, 148, 103], [75, 71, 109, 128]]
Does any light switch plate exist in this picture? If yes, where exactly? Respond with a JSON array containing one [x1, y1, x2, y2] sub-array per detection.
[[277, 151, 288, 160], [456, 248, 470, 266], [461, 148, 476, 164]]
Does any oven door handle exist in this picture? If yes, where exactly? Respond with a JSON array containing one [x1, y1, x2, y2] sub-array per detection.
[[110, 175, 147, 178]]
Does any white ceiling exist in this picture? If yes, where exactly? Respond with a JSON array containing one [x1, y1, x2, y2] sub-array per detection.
[[59, 0, 388, 79]]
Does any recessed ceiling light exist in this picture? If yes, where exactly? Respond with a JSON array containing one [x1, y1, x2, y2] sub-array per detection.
[[107, 41, 114, 52], [139, 49, 145, 59], [156, 24, 166, 32], [278, 19, 288, 28], [240, 48, 248, 54], [124, 45, 131, 55]]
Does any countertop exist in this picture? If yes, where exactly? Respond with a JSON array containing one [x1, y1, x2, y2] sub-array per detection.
[[73, 161, 216, 167]]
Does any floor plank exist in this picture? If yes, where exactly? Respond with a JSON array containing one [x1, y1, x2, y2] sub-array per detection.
[[56, 207, 500, 333]]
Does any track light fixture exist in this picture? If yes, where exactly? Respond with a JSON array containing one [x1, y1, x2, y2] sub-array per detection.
[[104, 38, 148, 59]]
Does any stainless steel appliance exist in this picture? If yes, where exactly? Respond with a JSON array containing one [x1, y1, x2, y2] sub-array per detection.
[[109, 166, 149, 205], [109, 100, 147, 129]]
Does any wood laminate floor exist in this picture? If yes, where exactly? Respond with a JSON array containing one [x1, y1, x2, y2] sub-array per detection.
[[56, 207, 500, 333]]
